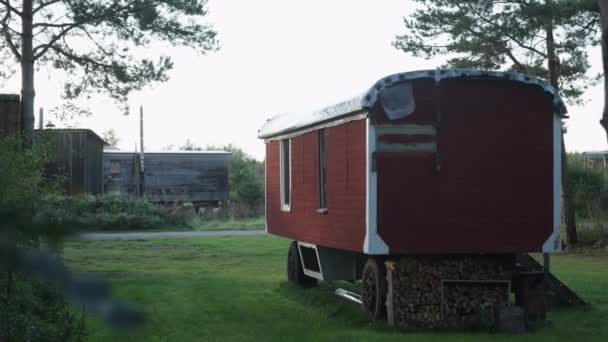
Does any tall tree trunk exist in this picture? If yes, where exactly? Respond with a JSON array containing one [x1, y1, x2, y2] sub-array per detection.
[[546, 2, 578, 248], [21, 0, 35, 143], [600, 0, 608, 141]]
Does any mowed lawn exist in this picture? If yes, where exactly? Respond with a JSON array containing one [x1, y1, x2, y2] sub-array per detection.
[[63, 236, 608, 342]]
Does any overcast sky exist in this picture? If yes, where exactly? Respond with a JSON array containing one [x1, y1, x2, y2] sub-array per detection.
[[2, 0, 606, 160]]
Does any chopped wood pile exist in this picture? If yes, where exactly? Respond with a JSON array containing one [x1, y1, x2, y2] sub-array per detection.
[[386, 255, 514, 330]]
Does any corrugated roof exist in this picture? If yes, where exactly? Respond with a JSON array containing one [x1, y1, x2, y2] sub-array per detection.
[[257, 69, 567, 139], [582, 150, 608, 158]]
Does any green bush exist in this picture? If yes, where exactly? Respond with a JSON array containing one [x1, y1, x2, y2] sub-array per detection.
[[204, 144, 264, 218], [0, 272, 86, 341], [567, 153, 608, 220], [36, 192, 193, 231], [1, 136, 87, 341]]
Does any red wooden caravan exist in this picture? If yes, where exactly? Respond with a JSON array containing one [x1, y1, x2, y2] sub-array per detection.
[[258, 70, 579, 327]]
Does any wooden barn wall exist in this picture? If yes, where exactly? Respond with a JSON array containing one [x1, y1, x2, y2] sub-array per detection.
[[42, 130, 104, 195], [266, 119, 367, 253], [103, 153, 140, 194], [143, 154, 230, 203], [103, 153, 230, 203], [0, 94, 21, 137], [375, 78, 554, 254]]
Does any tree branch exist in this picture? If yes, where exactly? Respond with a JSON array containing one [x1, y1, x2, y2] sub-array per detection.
[[504, 46, 525, 70], [0, 0, 21, 17], [33, 22, 77, 29], [459, 2, 549, 58], [33, 23, 80, 60], [564, 17, 600, 43], [32, 1, 139, 61], [32, 0, 61, 15], [1, 0, 21, 61], [78, 26, 113, 57], [49, 44, 117, 70]]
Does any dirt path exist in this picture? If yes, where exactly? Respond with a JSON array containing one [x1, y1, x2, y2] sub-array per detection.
[[79, 230, 267, 240]]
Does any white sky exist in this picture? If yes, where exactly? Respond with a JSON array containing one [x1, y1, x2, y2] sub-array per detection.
[[2, 0, 607, 160]]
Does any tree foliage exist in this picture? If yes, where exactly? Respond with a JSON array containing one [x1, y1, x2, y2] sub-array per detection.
[[102, 128, 120, 146], [0, 0, 219, 132], [222, 145, 264, 211], [394, 0, 600, 103], [178, 138, 203, 151], [0, 136, 144, 337]]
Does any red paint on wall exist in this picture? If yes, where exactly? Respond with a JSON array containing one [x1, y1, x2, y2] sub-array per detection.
[[264, 77, 557, 255], [376, 79, 554, 254], [265, 119, 367, 252], [378, 134, 436, 144]]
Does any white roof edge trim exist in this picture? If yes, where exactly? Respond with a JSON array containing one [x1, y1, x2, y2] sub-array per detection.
[[257, 69, 567, 139], [103, 150, 233, 155]]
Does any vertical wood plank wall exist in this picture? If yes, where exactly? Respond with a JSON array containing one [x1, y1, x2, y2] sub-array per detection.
[[0, 94, 21, 137], [265, 119, 367, 253], [375, 79, 554, 254]]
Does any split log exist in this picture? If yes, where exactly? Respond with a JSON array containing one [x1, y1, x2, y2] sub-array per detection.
[[386, 255, 514, 330]]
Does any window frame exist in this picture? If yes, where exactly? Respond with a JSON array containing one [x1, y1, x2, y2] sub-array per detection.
[[110, 160, 121, 175], [280, 139, 292, 212], [318, 129, 327, 210]]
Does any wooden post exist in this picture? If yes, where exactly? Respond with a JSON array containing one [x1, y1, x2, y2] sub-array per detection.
[[385, 260, 396, 327], [139, 105, 145, 196], [38, 108, 43, 130]]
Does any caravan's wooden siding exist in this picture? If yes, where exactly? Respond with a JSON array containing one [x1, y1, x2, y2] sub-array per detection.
[[266, 119, 367, 253], [375, 79, 554, 254]]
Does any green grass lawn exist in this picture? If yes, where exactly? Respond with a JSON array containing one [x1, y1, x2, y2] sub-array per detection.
[[95, 217, 265, 233], [63, 237, 608, 341], [190, 216, 265, 231]]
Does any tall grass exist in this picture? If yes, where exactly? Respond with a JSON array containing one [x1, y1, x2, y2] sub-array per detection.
[[568, 153, 608, 244]]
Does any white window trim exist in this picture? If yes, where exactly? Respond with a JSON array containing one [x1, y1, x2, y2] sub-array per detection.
[[280, 139, 292, 212], [318, 129, 327, 210]]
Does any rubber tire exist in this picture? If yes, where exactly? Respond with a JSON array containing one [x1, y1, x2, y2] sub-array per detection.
[[361, 258, 388, 321], [287, 241, 317, 287]]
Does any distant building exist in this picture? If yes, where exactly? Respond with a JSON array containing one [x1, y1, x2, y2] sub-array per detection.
[[1, 94, 105, 195], [103, 150, 231, 206], [38, 128, 106, 195], [582, 150, 608, 171]]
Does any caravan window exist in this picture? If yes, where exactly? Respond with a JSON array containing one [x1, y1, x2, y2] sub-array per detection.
[[280, 139, 291, 211]]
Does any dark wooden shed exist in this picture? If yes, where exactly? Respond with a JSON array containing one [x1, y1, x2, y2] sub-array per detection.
[[103, 151, 231, 205], [103, 150, 141, 195], [39, 128, 106, 195], [0, 94, 21, 137]]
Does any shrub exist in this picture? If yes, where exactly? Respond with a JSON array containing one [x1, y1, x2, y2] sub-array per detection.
[[36, 192, 194, 231], [203, 144, 265, 218], [0, 272, 86, 341], [0, 136, 87, 341], [567, 153, 607, 220]]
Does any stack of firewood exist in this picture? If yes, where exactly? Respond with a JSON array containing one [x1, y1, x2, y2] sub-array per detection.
[[386, 256, 513, 329], [443, 282, 510, 328]]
